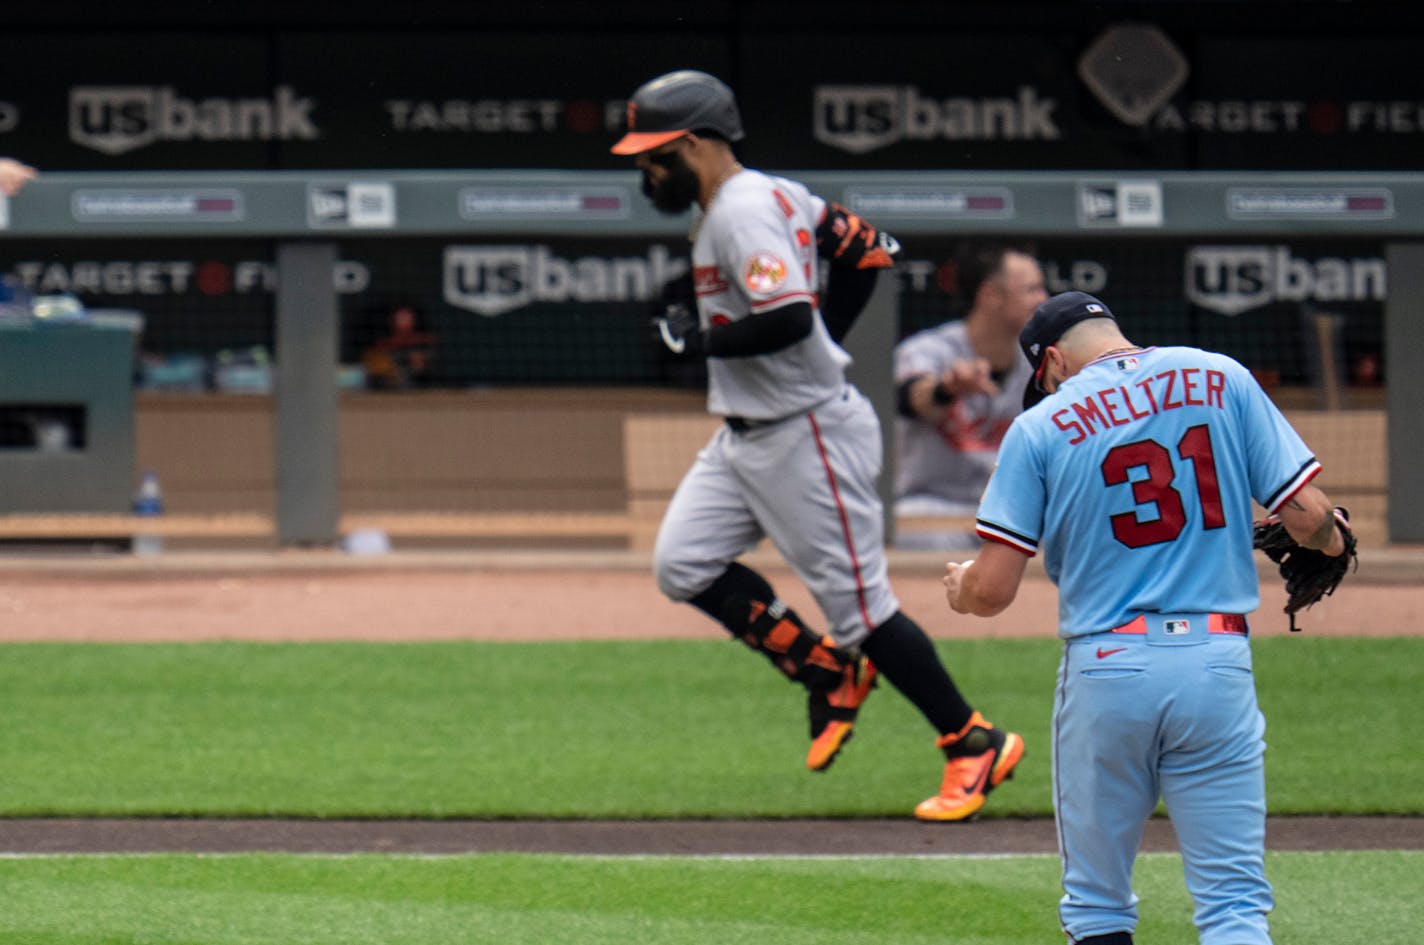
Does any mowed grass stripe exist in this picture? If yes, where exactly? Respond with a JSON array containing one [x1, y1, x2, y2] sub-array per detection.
[[0, 851, 1419, 944], [0, 637, 1417, 817]]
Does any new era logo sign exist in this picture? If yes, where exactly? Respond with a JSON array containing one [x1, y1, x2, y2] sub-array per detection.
[[1077, 181, 1164, 228], [306, 183, 396, 229]]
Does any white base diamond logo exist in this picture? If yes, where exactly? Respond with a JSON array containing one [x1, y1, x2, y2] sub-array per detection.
[[1078, 24, 1189, 128]]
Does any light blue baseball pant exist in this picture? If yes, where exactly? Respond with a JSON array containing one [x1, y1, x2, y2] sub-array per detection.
[[1053, 616, 1274, 945]]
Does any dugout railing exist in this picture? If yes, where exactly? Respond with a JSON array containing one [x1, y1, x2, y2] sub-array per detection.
[[0, 170, 1419, 546]]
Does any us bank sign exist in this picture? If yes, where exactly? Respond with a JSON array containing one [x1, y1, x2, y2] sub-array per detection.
[[814, 84, 1061, 154], [1185, 245, 1385, 317], [70, 85, 320, 155]]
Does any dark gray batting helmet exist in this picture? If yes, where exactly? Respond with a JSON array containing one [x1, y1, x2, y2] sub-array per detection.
[[610, 70, 745, 155]]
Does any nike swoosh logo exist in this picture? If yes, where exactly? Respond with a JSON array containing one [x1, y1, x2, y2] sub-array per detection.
[[1096, 647, 1127, 659], [961, 762, 991, 795]]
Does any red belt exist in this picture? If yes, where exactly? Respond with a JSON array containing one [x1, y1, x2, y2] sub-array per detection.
[[1111, 613, 1247, 635]]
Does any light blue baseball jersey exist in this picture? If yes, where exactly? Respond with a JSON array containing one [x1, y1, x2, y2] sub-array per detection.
[[976, 345, 1320, 637]]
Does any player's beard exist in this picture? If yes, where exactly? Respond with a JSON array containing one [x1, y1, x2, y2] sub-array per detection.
[[641, 153, 701, 215]]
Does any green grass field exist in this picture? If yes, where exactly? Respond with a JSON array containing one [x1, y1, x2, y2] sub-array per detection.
[[0, 851, 1419, 944], [0, 636, 1417, 944], [0, 637, 1417, 817]]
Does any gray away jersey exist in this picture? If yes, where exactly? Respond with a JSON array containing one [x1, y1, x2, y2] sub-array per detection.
[[692, 170, 851, 420], [894, 320, 1031, 507]]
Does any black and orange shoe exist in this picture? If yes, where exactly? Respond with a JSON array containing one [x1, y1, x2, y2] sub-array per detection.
[[805, 655, 877, 771], [914, 711, 1023, 821]]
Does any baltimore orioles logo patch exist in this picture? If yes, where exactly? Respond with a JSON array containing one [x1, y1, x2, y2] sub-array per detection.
[[743, 252, 788, 294]]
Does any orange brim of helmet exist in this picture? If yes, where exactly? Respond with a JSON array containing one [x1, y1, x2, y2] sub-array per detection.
[[610, 130, 688, 155]]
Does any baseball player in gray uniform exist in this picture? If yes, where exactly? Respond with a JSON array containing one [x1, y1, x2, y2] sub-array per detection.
[[614, 69, 1022, 821], [894, 243, 1046, 549]]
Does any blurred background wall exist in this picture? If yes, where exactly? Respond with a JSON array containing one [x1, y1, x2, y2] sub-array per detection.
[[0, 1, 1414, 547]]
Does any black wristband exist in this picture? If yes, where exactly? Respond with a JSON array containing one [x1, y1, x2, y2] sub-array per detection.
[[895, 377, 920, 419], [931, 381, 955, 405]]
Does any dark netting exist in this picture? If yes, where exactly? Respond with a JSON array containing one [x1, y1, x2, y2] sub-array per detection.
[[895, 236, 1385, 396], [3, 235, 1381, 397]]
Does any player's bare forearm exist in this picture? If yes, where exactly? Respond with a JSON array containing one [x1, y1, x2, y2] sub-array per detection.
[[0, 158, 38, 196], [1302, 509, 1343, 554], [945, 569, 1005, 616], [943, 542, 1028, 616], [900, 361, 998, 423], [1277, 484, 1346, 556], [906, 375, 948, 421]]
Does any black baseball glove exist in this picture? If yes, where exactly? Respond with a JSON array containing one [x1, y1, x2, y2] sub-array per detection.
[[653, 302, 701, 356], [1253, 506, 1358, 631]]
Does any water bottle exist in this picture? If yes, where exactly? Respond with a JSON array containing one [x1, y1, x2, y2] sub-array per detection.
[[132, 470, 165, 556], [0, 275, 33, 321]]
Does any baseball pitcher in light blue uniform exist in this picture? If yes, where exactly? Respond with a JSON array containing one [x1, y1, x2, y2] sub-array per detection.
[[943, 292, 1352, 945]]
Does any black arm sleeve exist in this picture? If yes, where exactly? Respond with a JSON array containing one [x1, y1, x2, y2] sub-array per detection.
[[704, 301, 815, 358], [821, 266, 880, 344], [895, 374, 954, 419]]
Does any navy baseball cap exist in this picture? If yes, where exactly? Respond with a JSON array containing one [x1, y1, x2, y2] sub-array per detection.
[[1019, 291, 1117, 408]]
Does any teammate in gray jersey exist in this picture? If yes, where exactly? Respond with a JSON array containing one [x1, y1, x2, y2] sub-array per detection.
[[614, 69, 1022, 821], [894, 243, 1046, 550]]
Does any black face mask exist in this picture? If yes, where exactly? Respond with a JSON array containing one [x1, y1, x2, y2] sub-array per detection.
[[641, 148, 700, 215]]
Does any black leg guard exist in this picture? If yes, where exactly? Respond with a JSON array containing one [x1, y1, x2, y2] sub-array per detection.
[[687, 562, 851, 689], [689, 566, 876, 771], [719, 595, 848, 690], [1075, 934, 1133, 945], [860, 610, 973, 736]]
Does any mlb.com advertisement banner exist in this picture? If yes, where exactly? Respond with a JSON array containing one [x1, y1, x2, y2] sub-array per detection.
[[2, 28, 1423, 170], [0, 238, 1386, 389]]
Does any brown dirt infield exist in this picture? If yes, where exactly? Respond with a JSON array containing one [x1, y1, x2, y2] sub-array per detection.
[[1, 816, 1420, 856], [1, 546, 1419, 643], [1, 546, 1420, 855]]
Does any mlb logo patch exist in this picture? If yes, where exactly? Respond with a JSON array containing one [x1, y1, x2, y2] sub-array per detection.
[[1115, 357, 1139, 371], [1164, 619, 1191, 635]]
